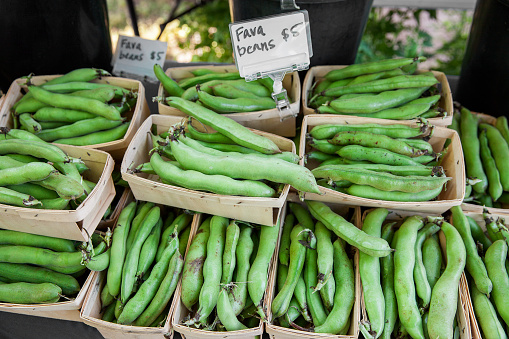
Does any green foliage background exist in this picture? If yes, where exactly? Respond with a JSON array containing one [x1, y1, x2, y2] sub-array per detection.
[[107, 0, 472, 75]]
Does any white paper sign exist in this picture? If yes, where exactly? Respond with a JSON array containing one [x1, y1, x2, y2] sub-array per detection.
[[229, 11, 312, 80], [111, 35, 167, 79]]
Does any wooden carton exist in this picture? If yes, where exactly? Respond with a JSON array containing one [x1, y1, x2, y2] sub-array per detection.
[[301, 65, 453, 127], [0, 144, 115, 241], [80, 208, 199, 339], [358, 208, 471, 339], [120, 114, 292, 227], [80, 271, 173, 339], [299, 115, 465, 214], [265, 194, 361, 339], [0, 269, 94, 322], [0, 75, 151, 162], [171, 205, 285, 339], [156, 64, 299, 137]]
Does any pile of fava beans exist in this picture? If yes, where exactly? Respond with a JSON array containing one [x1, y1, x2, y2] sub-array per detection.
[[100, 202, 191, 327], [0, 229, 110, 304], [305, 120, 452, 202], [449, 104, 509, 208], [132, 98, 321, 197], [10, 68, 135, 146], [154, 64, 282, 113], [308, 56, 445, 120], [0, 130, 95, 209], [179, 214, 280, 331]]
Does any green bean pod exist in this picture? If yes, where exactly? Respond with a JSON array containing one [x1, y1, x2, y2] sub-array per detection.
[[337, 145, 426, 166], [53, 123, 129, 146], [0, 262, 80, 295], [495, 116, 509, 144], [330, 131, 423, 157], [450, 206, 492, 296], [479, 123, 509, 191], [306, 201, 392, 257], [211, 82, 264, 100], [271, 224, 309, 319], [314, 221, 335, 301], [197, 88, 276, 113], [310, 123, 429, 140], [314, 163, 438, 177], [0, 139, 69, 163], [380, 222, 397, 339], [460, 107, 487, 193], [117, 236, 179, 325], [479, 129, 503, 201], [345, 182, 443, 202], [154, 64, 184, 97], [312, 166, 449, 193], [36, 117, 123, 142], [229, 225, 254, 316], [193, 215, 228, 326], [0, 282, 62, 304], [313, 239, 355, 334], [121, 206, 160, 303], [0, 187, 41, 207], [359, 208, 388, 339], [222, 220, 241, 285], [427, 221, 466, 339], [304, 240, 328, 327], [247, 219, 280, 320], [394, 215, 425, 339], [329, 87, 429, 114], [471, 282, 507, 339], [165, 97, 281, 154], [177, 72, 241, 90], [323, 74, 438, 97], [18, 113, 42, 134], [216, 288, 248, 331], [28, 86, 122, 121], [466, 216, 492, 253], [133, 251, 184, 327], [136, 217, 163, 279], [414, 223, 440, 309], [325, 57, 426, 81], [181, 216, 211, 311], [156, 212, 192, 262], [485, 240, 509, 327]]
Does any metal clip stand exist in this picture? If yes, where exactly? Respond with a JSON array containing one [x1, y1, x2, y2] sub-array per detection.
[[269, 71, 296, 122]]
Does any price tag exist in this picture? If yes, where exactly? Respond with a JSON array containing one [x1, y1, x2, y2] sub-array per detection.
[[229, 10, 312, 80], [229, 10, 312, 119], [111, 35, 168, 80]]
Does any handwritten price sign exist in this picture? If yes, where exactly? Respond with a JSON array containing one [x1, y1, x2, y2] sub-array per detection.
[[112, 35, 167, 79], [230, 11, 312, 80]]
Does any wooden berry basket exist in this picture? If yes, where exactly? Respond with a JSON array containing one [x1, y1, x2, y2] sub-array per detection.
[[301, 65, 453, 127], [172, 206, 285, 339], [265, 194, 361, 339], [156, 64, 300, 137], [358, 208, 471, 339], [120, 114, 293, 227], [299, 115, 465, 214], [0, 75, 151, 162], [0, 144, 115, 242]]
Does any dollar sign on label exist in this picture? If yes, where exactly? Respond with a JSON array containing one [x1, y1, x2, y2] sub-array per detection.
[[281, 28, 289, 42], [151, 51, 156, 60]]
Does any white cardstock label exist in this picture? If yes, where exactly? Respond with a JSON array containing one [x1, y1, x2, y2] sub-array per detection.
[[111, 35, 168, 79], [229, 11, 312, 80]]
